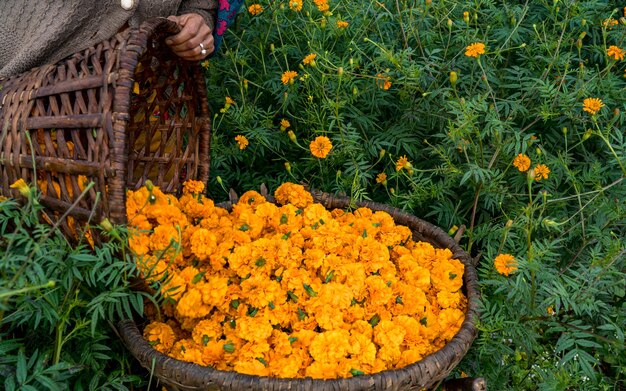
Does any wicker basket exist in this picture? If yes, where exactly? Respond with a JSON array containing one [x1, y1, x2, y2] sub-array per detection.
[[0, 18, 211, 238], [118, 191, 480, 391]]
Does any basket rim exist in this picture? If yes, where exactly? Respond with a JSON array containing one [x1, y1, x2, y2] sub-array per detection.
[[118, 191, 480, 390]]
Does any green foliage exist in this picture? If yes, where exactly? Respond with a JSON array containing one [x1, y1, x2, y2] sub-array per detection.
[[204, 0, 626, 388], [0, 192, 148, 390]]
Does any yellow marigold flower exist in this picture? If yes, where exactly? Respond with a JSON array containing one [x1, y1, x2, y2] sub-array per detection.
[[10, 178, 30, 197], [183, 180, 205, 195], [289, 0, 303, 11], [607, 45, 625, 61], [281, 70, 298, 85], [309, 136, 333, 158], [336, 20, 349, 28], [465, 42, 486, 58], [302, 53, 317, 66], [582, 97, 604, 115], [235, 135, 249, 150], [533, 164, 550, 181], [313, 0, 329, 12], [225, 96, 236, 106], [512, 153, 531, 172], [144, 321, 176, 354], [280, 118, 291, 130], [494, 253, 518, 276], [248, 4, 263, 15], [376, 173, 387, 185], [395, 155, 412, 171]]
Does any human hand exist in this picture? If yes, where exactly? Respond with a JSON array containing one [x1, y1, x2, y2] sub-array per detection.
[[165, 13, 214, 61]]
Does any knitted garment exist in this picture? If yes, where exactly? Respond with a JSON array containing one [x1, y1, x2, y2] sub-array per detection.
[[0, 0, 218, 78]]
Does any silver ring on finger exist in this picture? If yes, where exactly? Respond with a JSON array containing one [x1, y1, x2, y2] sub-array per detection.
[[199, 42, 207, 56]]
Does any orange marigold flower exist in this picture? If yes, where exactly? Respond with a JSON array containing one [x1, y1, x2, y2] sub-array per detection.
[[512, 153, 531, 172], [274, 182, 313, 208], [533, 164, 550, 181], [376, 173, 387, 185], [144, 321, 177, 354], [603, 18, 618, 29], [494, 253, 518, 276], [280, 118, 291, 130], [309, 136, 333, 158], [302, 53, 317, 66], [607, 45, 625, 61], [225, 96, 236, 106], [376, 73, 392, 90], [583, 97, 604, 115], [235, 135, 249, 150], [289, 0, 303, 11], [395, 155, 412, 171], [313, 0, 329, 12], [465, 42, 486, 58], [281, 70, 298, 85], [337, 20, 349, 28], [183, 180, 205, 195], [248, 4, 263, 15]]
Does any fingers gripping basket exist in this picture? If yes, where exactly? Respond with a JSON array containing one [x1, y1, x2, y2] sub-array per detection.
[[0, 18, 211, 236], [118, 192, 480, 391]]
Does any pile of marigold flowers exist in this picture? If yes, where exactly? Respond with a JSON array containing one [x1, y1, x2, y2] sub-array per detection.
[[126, 181, 467, 379]]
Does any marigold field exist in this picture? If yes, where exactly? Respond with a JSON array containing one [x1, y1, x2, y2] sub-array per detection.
[[1, 1, 625, 390]]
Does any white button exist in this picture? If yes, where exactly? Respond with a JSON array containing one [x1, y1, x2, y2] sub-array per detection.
[[121, 0, 134, 10]]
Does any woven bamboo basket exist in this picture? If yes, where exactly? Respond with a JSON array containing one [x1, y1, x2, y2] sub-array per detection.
[[118, 191, 480, 391], [0, 18, 211, 238]]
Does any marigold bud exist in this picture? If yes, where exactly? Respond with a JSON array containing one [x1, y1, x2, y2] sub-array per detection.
[[505, 219, 513, 228], [448, 225, 459, 235], [353, 86, 358, 95], [288, 130, 297, 142], [447, 18, 453, 29], [379, 148, 386, 159], [337, 67, 344, 76], [614, 108, 620, 117], [425, 0, 432, 6], [582, 129, 592, 141], [284, 162, 292, 172], [144, 180, 154, 191], [576, 39, 582, 50], [390, 187, 395, 194], [216, 176, 223, 185], [536, 147, 542, 156], [581, 19, 586, 26], [320, 18, 326, 28], [578, 31, 587, 39], [562, 127, 567, 136], [100, 218, 114, 233], [270, 43, 275, 52], [449, 71, 458, 87], [463, 11, 470, 24]]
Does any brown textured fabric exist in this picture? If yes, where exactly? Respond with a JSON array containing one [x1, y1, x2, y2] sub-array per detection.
[[0, 0, 217, 78]]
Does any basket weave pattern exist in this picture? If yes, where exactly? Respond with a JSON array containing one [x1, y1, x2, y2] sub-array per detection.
[[118, 192, 480, 391], [0, 18, 211, 237]]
